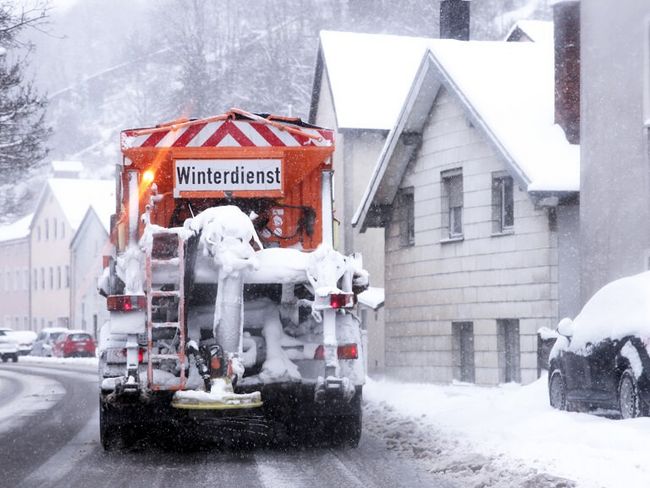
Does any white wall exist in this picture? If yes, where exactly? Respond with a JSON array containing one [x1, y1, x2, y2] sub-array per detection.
[[70, 212, 109, 338], [31, 190, 73, 330]]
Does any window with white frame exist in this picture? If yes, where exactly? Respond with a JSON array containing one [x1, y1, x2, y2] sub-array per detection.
[[441, 169, 463, 239], [492, 173, 514, 233]]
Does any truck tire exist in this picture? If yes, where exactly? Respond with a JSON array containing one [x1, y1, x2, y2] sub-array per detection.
[[11, 354, 18, 363], [1, 355, 6, 363], [99, 397, 132, 451]]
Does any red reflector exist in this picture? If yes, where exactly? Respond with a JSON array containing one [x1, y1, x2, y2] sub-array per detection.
[[330, 293, 352, 309], [313, 343, 358, 360], [121, 348, 145, 363], [337, 343, 358, 360], [107, 295, 146, 312]]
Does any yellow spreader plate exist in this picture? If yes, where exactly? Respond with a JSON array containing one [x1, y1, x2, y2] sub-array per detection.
[[171, 400, 264, 410]]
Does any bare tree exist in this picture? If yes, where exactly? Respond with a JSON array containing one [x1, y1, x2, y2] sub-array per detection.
[[0, 1, 51, 182]]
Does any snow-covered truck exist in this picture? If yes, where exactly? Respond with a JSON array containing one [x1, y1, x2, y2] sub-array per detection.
[[98, 109, 368, 449]]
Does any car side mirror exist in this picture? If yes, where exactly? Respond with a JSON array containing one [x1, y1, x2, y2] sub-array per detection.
[[557, 318, 574, 338]]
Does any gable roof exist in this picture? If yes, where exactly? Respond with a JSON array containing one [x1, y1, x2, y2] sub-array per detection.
[[70, 205, 111, 250], [312, 30, 435, 131], [32, 177, 115, 232], [505, 20, 553, 43], [354, 39, 580, 231]]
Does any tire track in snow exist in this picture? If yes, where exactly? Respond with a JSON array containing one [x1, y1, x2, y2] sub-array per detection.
[[15, 412, 99, 488], [0, 368, 65, 435], [0, 364, 98, 488]]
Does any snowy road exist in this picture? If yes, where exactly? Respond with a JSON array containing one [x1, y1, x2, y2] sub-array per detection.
[[0, 362, 453, 488]]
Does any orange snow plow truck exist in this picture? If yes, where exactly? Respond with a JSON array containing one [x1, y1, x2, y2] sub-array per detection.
[[97, 109, 368, 449]]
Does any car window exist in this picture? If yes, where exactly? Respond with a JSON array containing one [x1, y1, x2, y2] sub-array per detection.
[[0, 331, 5, 337], [69, 333, 92, 341], [36, 332, 45, 340], [49, 332, 65, 341]]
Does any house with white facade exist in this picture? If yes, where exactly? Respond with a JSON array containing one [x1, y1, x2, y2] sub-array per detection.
[[30, 162, 114, 332], [70, 202, 114, 338], [0, 214, 33, 330], [353, 31, 579, 385]]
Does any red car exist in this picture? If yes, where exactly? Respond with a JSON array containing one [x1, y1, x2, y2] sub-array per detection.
[[52, 331, 96, 358]]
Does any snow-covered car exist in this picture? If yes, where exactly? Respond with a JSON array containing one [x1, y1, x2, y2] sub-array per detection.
[[30, 327, 69, 357], [5, 329, 37, 356], [0, 329, 19, 362], [548, 271, 650, 418]]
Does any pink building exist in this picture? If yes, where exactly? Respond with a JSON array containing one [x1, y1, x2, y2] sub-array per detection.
[[0, 214, 32, 330]]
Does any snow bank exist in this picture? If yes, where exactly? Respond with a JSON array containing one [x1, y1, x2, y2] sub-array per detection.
[[19, 355, 98, 367], [365, 375, 650, 488]]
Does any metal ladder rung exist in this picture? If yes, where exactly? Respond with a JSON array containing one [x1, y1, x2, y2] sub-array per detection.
[[146, 233, 187, 391], [150, 353, 183, 361], [152, 321, 180, 329], [150, 290, 180, 298]]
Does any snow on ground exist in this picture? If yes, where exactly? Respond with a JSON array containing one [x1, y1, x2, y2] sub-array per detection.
[[364, 375, 650, 488], [19, 355, 98, 367]]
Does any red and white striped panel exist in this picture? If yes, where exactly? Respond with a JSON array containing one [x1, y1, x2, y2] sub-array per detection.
[[122, 120, 333, 149]]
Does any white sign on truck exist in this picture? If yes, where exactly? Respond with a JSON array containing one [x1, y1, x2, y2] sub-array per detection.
[[174, 159, 282, 195]]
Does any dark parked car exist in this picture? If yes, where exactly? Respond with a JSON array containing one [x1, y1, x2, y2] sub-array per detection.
[[548, 271, 650, 418], [52, 331, 96, 358]]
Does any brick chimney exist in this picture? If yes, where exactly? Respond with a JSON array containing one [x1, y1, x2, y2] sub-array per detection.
[[440, 0, 470, 41], [553, 0, 580, 144]]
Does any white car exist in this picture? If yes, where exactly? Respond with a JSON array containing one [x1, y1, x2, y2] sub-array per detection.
[[31, 327, 69, 357], [0, 328, 37, 356], [0, 329, 19, 362]]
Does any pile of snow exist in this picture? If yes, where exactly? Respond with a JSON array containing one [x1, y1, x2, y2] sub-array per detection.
[[568, 271, 650, 350], [365, 375, 650, 488]]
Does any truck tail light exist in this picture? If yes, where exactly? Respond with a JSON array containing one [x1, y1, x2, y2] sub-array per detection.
[[330, 293, 354, 309], [314, 343, 358, 360], [107, 295, 146, 312], [122, 347, 145, 363]]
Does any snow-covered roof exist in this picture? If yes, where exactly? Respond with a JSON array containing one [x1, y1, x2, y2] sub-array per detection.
[[430, 40, 578, 192], [505, 20, 553, 43], [35, 178, 115, 231], [0, 213, 33, 242], [318, 30, 434, 130], [90, 194, 115, 234], [354, 39, 579, 230], [357, 287, 384, 310]]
